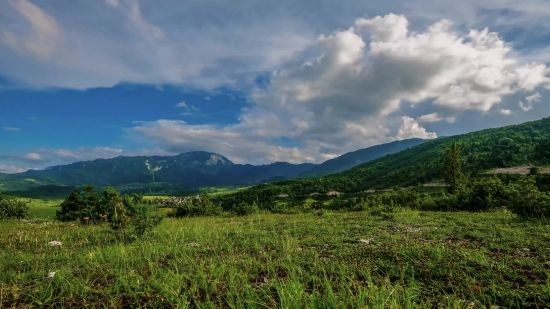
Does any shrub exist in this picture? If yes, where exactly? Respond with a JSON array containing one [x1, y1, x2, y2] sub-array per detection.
[[0, 195, 29, 219], [507, 176, 550, 219], [56, 184, 100, 222], [173, 192, 223, 217], [530, 167, 540, 175], [458, 177, 507, 211], [231, 201, 259, 216]]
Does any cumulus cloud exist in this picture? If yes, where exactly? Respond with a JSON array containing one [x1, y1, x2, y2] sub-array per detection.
[[1, 0, 550, 91], [397, 116, 437, 140], [126, 14, 550, 163], [3, 126, 20, 131], [500, 109, 513, 115]]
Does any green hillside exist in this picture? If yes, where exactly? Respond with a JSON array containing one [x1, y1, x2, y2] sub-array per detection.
[[217, 117, 550, 206], [298, 138, 427, 177]]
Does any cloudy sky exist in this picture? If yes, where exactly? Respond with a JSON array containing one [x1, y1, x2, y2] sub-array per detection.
[[1, 0, 549, 173]]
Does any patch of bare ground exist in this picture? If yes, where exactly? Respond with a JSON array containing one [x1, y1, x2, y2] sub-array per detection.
[[423, 182, 446, 187], [485, 166, 550, 174]]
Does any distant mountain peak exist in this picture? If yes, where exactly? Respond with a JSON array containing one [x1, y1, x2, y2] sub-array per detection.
[[176, 151, 233, 165]]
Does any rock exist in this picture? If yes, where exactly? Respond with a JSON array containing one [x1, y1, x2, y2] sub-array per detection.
[[48, 241, 62, 246], [522, 248, 531, 252], [359, 239, 370, 244]]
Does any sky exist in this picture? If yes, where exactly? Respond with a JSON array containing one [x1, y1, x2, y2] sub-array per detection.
[[1, 0, 550, 173]]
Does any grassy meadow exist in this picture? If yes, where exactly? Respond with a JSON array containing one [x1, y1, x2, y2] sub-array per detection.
[[1, 202, 550, 308], [25, 198, 63, 220]]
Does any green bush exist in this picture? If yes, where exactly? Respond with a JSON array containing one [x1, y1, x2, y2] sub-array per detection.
[[173, 192, 223, 217], [0, 195, 29, 219], [131, 203, 164, 237], [506, 176, 550, 219], [56, 184, 101, 222], [231, 201, 259, 216]]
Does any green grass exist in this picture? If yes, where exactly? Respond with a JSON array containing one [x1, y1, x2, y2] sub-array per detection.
[[25, 198, 63, 219], [201, 186, 251, 196], [1, 206, 550, 308]]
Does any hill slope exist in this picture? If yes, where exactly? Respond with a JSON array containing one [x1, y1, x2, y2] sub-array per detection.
[[217, 117, 550, 205], [298, 138, 427, 177]]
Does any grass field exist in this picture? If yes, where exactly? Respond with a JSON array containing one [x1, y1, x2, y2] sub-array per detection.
[[1, 205, 550, 308], [25, 198, 63, 219]]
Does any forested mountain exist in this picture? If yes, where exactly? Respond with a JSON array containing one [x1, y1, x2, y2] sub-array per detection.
[[0, 152, 316, 191], [298, 138, 427, 177], [216, 117, 550, 206], [0, 139, 429, 192]]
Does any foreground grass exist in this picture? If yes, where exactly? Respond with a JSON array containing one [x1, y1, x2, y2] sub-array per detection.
[[1, 210, 549, 308]]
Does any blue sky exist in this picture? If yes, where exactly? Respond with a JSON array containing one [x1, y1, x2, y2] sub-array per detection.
[[1, 0, 550, 173]]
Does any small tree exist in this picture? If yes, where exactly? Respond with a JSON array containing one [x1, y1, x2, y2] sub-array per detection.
[[131, 203, 164, 237], [56, 188, 85, 221], [102, 187, 129, 232], [442, 142, 466, 194], [530, 167, 540, 175]]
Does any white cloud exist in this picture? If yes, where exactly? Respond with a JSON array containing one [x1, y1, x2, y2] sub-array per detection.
[[204, 96, 211, 100], [174, 101, 199, 112], [0, 164, 34, 173], [1, 0, 62, 61], [519, 101, 531, 112], [126, 14, 550, 163], [500, 109, 512, 115], [23, 152, 43, 161], [519, 92, 542, 111], [1, 0, 550, 91], [417, 113, 443, 123], [3, 126, 20, 131], [526, 92, 541, 103], [397, 116, 437, 140], [36, 146, 124, 161]]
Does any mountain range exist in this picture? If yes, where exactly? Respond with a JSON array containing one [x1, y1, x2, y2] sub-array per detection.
[[0, 138, 427, 193]]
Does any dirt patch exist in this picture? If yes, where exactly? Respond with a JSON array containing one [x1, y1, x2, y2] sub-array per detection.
[[423, 183, 446, 187], [485, 166, 550, 175]]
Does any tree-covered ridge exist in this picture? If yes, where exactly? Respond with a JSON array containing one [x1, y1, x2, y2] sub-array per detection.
[[0, 139, 431, 193], [217, 117, 550, 205], [297, 138, 428, 178]]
